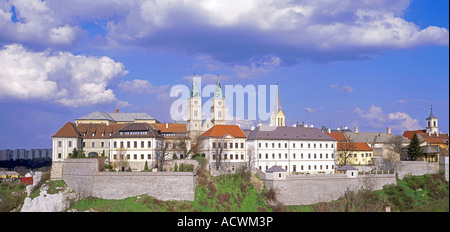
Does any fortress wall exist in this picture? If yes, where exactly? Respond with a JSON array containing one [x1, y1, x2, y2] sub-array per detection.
[[60, 159, 195, 201], [265, 174, 396, 206]]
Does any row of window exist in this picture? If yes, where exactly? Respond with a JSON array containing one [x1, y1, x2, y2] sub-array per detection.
[[339, 153, 372, 158], [58, 140, 160, 149], [258, 153, 334, 160], [119, 131, 148, 135], [212, 142, 245, 149], [260, 164, 335, 172], [258, 142, 334, 149], [82, 132, 112, 137], [259, 165, 334, 172], [113, 141, 156, 149], [113, 154, 152, 160], [212, 154, 245, 160]]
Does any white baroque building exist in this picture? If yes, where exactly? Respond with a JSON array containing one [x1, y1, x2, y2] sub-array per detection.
[[247, 125, 338, 174], [197, 125, 248, 173]]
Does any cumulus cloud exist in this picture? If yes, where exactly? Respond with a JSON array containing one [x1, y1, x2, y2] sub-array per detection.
[[354, 105, 420, 132], [3, 0, 446, 65], [0, 44, 128, 107], [100, 0, 448, 64], [0, 0, 84, 50], [388, 112, 420, 131]]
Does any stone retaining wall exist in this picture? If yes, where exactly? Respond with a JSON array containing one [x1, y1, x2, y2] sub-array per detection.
[[59, 159, 195, 201]]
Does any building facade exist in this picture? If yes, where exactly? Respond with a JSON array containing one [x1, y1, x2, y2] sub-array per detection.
[[337, 142, 373, 166], [247, 125, 337, 174], [197, 125, 248, 173]]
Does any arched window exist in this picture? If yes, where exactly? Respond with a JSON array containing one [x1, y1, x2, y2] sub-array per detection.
[[434, 121, 437, 127]]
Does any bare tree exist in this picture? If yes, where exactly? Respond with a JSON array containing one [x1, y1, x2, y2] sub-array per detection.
[[213, 137, 225, 171], [155, 140, 168, 172], [246, 144, 255, 171], [113, 146, 129, 172], [337, 141, 357, 166], [386, 135, 407, 161]]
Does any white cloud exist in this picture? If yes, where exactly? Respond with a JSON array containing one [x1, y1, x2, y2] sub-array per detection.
[[118, 79, 169, 99], [354, 105, 421, 132], [235, 56, 281, 78], [388, 112, 420, 131], [330, 83, 354, 95], [0, 0, 83, 50], [0, 44, 128, 107], [304, 107, 317, 113], [1, 0, 448, 63], [354, 105, 387, 128]]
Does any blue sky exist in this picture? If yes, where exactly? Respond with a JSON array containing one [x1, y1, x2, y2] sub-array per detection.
[[0, 0, 448, 149]]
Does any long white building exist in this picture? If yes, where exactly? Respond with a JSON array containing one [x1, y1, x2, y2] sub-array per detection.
[[247, 125, 338, 174]]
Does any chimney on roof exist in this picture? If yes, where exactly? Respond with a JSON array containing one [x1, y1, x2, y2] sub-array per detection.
[[251, 126, 255, 130], [166, 123, 168, 128], [328, 128, 331, 133], [115, 109, 119, 113], [354, 126, 359, 134], [387, 127, 391, 135]]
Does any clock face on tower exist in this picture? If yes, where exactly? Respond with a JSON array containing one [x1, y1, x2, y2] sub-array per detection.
[[194, 100, 198, 105], [218, 101, 222, 105]]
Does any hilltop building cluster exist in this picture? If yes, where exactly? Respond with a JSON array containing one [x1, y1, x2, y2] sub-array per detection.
[[50, 77, 449, 176]]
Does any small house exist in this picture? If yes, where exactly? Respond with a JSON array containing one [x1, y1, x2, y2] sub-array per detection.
[[21, 177, 33, 185], [5, 171, 19, 180], [265, 166, 287, 180]]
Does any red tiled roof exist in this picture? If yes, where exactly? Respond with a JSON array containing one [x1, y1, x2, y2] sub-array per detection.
[[52, 122, 81, 138], [325, 132, 347, 142], [77, 123, 124, 139], [199, 125, 247, 138], [337, 142, 372, 151], [150, 123, 187, 133], [403, 130, 449, 145], [402, 130, 426, 140], [420, 133, 449, 145]]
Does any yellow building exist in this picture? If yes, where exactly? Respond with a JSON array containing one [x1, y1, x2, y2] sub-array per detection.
[[0, 171, 6, 180], [337, 142, 373, 166]]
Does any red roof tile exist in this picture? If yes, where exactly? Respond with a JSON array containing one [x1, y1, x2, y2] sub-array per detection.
[[325, 132, 347, 142], [337, 142, 372, 151], [150, 123, 187, 133], [199, 125, 247, 138], [52, 122, 81, 138], [402, 130, 426, 140]]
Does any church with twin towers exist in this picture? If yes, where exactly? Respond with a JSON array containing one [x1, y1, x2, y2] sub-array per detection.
[[186, 75, 286, 137]]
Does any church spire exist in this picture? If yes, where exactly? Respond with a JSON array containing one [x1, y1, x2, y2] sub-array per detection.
[[190, 75, 201, 98], [213, 74, 224, 99], [270, 84, 285, 127]]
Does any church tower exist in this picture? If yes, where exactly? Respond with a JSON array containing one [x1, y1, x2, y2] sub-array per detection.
[[426, 105, 438, 135], [187, 76, 202, 132], [211, 75, 226, 125], [270, 85, 285, 127]]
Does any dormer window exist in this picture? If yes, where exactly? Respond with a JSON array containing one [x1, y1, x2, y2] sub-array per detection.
[[92, 132, 95, 137], [101, 132, 105, 137]]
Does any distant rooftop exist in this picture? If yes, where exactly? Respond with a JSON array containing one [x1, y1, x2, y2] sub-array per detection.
[[247, 125, 336, 141], [76, 110, 156, 122]]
